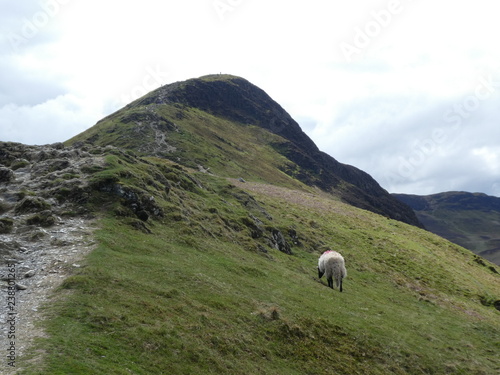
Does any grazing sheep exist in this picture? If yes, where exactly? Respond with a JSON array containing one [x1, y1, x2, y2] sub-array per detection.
[[318, 250, 347, 292]]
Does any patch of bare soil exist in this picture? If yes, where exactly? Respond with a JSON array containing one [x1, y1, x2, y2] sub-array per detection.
[[230, 178, 359, 217]]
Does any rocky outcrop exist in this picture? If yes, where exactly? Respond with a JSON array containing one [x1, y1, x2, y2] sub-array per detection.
[[270, 228, 292, 255], [93, 181, 165, 221]]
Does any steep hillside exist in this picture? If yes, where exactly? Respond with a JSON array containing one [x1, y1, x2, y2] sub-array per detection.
[[2, 75, 499, 374], [394, 192, 500, 265], [67, 74, 421, 227], [1, 145, 495, 375]]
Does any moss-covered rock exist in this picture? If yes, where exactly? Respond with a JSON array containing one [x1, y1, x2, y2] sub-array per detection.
[[0, 218, 14, 234], [14, 196, 51, 214], [26, 211, 57, 227], [0, 167, 14, 184]]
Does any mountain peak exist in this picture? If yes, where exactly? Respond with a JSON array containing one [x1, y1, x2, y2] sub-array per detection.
[[69, 75, 422, 227], [198, 73, 245, 81], [136, 74, 318, 151]]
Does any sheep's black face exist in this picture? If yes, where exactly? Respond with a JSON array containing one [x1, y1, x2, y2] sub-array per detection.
[[318, 267, 324, 279]]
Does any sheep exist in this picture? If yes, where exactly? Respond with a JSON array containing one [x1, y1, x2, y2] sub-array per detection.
[[318, 250, 347, 292]]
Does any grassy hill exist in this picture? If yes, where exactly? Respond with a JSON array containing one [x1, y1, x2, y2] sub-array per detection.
[[394, 192, 500, 266], [7, 75, 499, 374], [66, 74, 421, 227], [18, 148, 500, 374]]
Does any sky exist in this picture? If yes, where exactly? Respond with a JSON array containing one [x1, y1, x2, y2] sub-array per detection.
[[1, 0, 500, 196]]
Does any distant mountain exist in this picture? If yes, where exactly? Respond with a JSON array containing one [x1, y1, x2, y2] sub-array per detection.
[[393, 191, 500, 265], [67, 74, 422, 227]]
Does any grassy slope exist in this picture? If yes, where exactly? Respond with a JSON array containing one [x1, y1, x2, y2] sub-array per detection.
[[20, 152, 500, 375], [67, 101, 343, 197], [416, 209, 500, 265]]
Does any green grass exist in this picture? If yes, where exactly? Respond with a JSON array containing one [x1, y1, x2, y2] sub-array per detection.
[[67, 101, 323, 194], [19, 155, 500, 374]]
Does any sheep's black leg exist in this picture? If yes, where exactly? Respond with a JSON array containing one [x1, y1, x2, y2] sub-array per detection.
[[339, 279, 343, 292], [327, 277, 333, 289], [318, 267, 324, 279]]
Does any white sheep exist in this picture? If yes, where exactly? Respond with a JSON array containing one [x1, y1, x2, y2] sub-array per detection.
[[318, 250, 347, 292]]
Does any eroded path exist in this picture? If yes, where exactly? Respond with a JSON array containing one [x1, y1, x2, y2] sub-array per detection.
[[0, 142, 103, 373]]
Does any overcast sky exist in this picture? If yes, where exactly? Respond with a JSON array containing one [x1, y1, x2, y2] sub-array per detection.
[[1, 0, 500, 196]]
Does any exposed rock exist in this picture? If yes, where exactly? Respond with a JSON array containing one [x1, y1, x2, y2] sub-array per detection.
[[93, 181, 164, 220], [230, 188, 272, 220], [15, 197, 51, 214], [128, 219, 152, 234], [136, 210, 149, 222], [288, 228, 301, 246], [0, 240, 22, 263], [0, 167, 15, 184], [241, 215, 264, 239], [270, 228, 292, 255], [15, 283, 28, 290], [257, 244, 268, 253], [26, 210, 57, 227], [24, 269, 36, 278], [31, 158, 71, 177], [0, 218, 14, 234]]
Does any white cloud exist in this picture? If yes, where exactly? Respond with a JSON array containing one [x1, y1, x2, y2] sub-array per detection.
[[0, 94, 102, 145], [472, 146, 500, 174]]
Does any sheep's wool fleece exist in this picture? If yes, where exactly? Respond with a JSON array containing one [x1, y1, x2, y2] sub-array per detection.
[[318, 251, 347, 277]]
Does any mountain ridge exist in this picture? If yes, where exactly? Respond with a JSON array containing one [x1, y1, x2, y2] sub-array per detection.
[[394, 191, 500, 265], [68, 74, 422, 227]]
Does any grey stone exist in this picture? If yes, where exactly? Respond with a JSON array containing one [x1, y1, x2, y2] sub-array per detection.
[[15, 283, 28, 290], [0, 167, 14, 184], [24, 270, 36, 278]]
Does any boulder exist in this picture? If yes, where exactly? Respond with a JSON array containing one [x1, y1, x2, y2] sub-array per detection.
[[270, 228, 292, 255]]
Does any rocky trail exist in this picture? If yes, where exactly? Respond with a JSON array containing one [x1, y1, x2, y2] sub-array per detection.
[[0, 142, 103, 373]]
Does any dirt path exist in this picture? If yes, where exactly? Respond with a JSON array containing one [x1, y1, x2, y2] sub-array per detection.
[[0, 217, 97, 373], [0, 142, 102, 373]]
